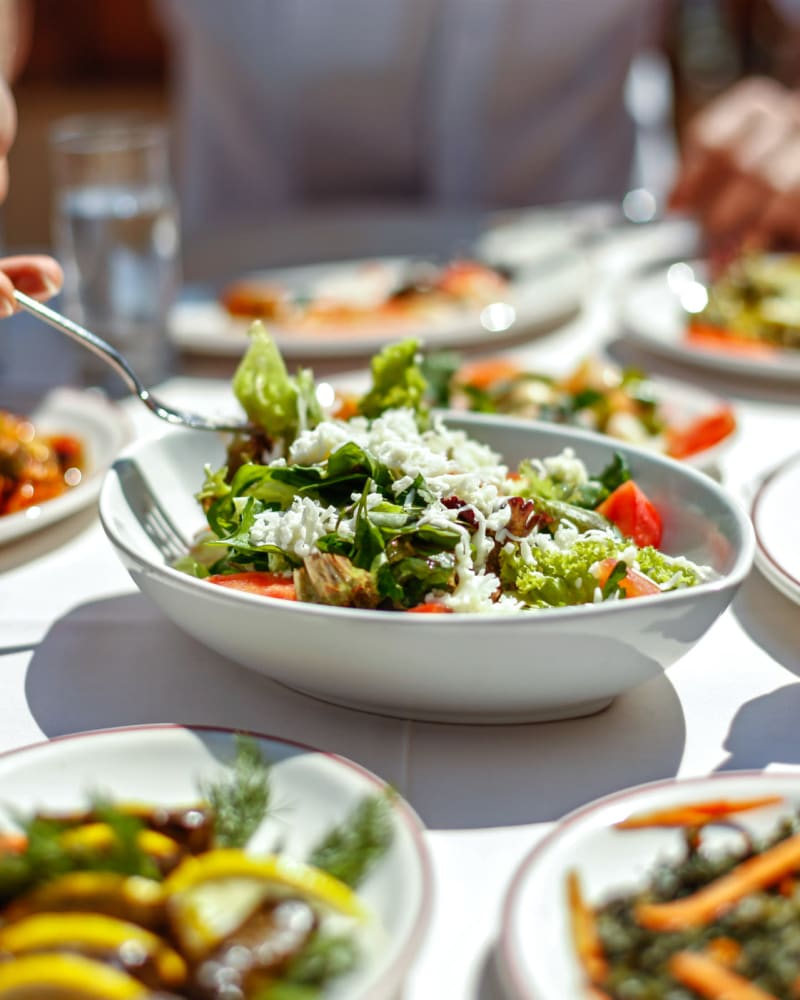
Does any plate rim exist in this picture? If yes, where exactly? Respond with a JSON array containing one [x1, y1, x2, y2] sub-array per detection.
[[751, 451, 800, 604], [498, 768, 800, 1000], [0, 386, 132, 546], [0, 721, 435, 1000], [620, 257, 800, 381]]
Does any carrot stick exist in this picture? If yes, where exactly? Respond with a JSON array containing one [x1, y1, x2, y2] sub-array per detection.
[[616, 797, 783, 830], [669, 951, 779, 1000], [636, 831, 800, 931], [567, 870, 608, 985], [0, 832, 27, 854]]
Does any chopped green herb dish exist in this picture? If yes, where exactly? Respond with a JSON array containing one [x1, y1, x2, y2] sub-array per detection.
[[0, 736, 393, 998], [571, 796, 800, 999], [179, 326, 714, 613]]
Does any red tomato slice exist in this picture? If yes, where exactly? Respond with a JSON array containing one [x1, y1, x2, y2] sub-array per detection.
[[207, 572, 297, 601], [666, 406, 736, 459], [685, 322, 778, 358], [594, 557, 661, 598], [406, 602, 453, 613], [596, 480, 663, 548]]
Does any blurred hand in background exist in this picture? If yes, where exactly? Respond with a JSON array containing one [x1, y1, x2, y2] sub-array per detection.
[[672, 76, 800, 255]]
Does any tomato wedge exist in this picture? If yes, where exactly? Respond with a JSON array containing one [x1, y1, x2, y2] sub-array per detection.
[[666, 406, 736, 459], [457, 357, 522, 391], [406, 602, 453, 614], [207, 572, 297, 601], [596, 481, 663, 548], [594, 557, 660, 598]]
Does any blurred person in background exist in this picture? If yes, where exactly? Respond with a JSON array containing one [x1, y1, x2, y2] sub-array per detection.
[[3, 0, 800, 295], [153, 0, 800, 255], [0, 0, 61, 313]]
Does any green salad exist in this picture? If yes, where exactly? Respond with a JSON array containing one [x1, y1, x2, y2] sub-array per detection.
[[177, 326, 713, 613]]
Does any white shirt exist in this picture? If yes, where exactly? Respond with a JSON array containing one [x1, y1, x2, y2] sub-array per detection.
[[156, 0, 660, 237]]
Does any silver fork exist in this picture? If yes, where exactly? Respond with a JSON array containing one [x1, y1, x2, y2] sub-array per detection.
[[114, 457, 190, 563], [13, 289, 252, 434]]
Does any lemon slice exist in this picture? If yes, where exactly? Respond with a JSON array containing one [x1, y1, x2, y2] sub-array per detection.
[[4, 873, 164, 928], [0, 914, 186, 988], [164, 849, 366, 958], [59, 823, 181, 865], [0, 953, 148, 999]]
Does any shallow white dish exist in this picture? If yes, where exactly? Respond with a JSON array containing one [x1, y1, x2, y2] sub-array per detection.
[[99, 413, 753, 724], [167, 254, 588, 359], [751, 451, 800, 606], [0, 387, 130, 546], [498, 771, 800, 999], [0, 723, 431, 1000], [619, 259, 800, 380]]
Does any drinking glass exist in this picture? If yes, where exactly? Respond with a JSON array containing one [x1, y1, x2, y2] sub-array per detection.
[[49, 114, 179, 392]]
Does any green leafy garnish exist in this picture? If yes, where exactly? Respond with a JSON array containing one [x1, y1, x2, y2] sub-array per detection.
[[420, 350, 460, 407], [308, 792, 395, 888], [358, 339, 428, 420], [0, 799, 159, 904], [232, 322, 322, 441], [201, 734, 271, 848], [601, 560, 629, 599]]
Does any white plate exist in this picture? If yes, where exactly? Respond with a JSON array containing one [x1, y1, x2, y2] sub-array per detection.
[[751, 452, 800, 605], [498, 771, 800, 999], [0, 723, 432, 1000], [0, 387, 131, 546], [100, 414, 753, 724], [620, 259, 800, 380], [167, 255, 589, 359]]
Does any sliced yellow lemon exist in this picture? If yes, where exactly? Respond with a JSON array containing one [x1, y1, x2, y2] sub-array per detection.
[[164, 849, 366, 958], [59, 823, 181, 865], [0, 952, 148, 998], [4, 873, 164, 928], [0, 914, 186, 988]]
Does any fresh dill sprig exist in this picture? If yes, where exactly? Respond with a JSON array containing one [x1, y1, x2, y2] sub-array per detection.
[[308, 791, 394, 888], [202, 734, 272, 848]]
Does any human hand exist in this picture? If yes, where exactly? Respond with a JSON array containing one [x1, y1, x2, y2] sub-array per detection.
[[0, 76, 14, 203], [671, 77, 800, 256], [0, 255, 63, 316]]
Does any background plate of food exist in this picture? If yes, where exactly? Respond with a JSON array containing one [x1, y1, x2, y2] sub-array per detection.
[[619, 255, 800, 380], [167, 253, 589, 359], [498, 771, 800, 999], [0, 387, 130, 546], [0, 723, 431, 999], [417, 353, 737, 473]]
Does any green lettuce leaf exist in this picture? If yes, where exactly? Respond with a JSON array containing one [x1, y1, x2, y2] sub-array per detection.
[[232, 322, 321, 440], [358, 339, 428, 420]]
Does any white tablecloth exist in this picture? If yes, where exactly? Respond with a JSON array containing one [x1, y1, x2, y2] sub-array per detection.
[[2, 221, 800, 998]]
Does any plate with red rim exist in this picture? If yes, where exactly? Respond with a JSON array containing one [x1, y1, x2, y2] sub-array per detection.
[[497, 771, 800, 1000], [0, 387, 131, 547], [750, 451, 800, 606], [167, 253, 589, 360], [0, 723, 432, 1000], [619, 258, 800, 380]]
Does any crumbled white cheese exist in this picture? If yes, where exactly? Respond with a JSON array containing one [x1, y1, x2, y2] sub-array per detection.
[[248, 496, 339, 558]]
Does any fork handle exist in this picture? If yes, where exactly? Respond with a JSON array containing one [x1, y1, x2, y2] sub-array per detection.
[[12, 289, 147, 399]]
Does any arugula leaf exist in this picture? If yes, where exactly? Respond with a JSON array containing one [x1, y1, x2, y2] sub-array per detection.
[[601, 560, 629, 599], [598, 452, 631, 494], [358, 339, 428, 420], [201, 734, 271, 848], [420, 350, 461, 407], [308, 792, 395, 888]]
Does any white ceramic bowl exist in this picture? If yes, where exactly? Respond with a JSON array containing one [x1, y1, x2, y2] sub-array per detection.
[[99, 413, 754, 723], [0, 724, 432, 1000], [498, 771, 800, 1000]]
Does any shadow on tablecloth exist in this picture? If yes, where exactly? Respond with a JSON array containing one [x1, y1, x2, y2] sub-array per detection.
[[25, 592, 686, 829]]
